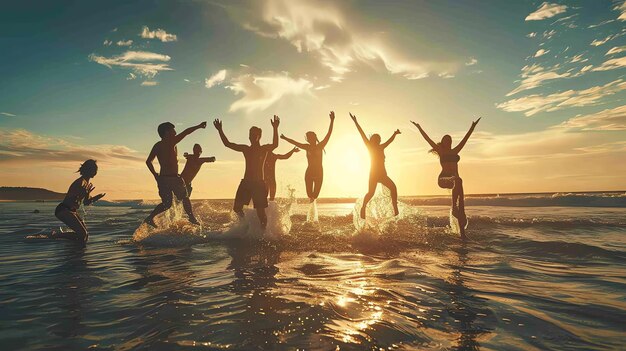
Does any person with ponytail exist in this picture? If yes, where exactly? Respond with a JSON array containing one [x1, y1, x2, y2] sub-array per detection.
[[53, 159, 105, 246], [411, 118, 480, 239], [280, 111, 335, 202]]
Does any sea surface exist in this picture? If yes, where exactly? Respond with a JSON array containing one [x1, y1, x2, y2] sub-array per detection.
[[1, 192, 625, 350]]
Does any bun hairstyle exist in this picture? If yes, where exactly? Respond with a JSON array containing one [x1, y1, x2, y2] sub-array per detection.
[[78, 159, 98, 176]]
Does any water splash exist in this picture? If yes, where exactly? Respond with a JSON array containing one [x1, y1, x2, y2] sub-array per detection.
[[307, 199, 319, 223], [132, 193, 295, 245]]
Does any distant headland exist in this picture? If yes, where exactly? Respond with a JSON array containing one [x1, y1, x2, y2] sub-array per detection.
[[0, 187, 64, 201]]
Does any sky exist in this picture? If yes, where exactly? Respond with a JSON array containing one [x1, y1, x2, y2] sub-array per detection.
[[0, 0, 625, 200]]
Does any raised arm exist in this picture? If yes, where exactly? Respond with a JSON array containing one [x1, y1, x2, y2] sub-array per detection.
[[268, 115, 280, 150], [199, 157, 216, 163], [319, 111, 335, 147], [174, 121, 207, 144], [452, 117, 481, 153], [349, 112, 368, 144], [275, 147, 300, 160], [146, 144, 159, 180], [280, 134, 308, 149], [411, 121, 438, 150], [382, 129, 401, 148], [213, 119, 246, 152]]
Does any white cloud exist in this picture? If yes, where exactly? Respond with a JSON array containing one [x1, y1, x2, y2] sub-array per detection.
[[497, 79, 626, 116], [580, 64, 594, 73], [606, 46, 626, 55], [233, 0, 459, 82], [140, 26, 178, 42], [559, 105, 626, 131], [88, 50, 172, 78], [507, 64, 570, 96], [140, 81, 158, 86], [103, 39, 112, 46], [592, 57, 626, 71], [591, 35, 616, 46], [615, 1, 626, 21], [534, 49, 549, 57], [465, 57, 478, 66], [226, 72, 314, 113], [0, 128, 143, 165], [569, 54, 587, 63], [127, 73, 137, 80], [116, 39, 133, 46], [205, 69, 227, 88], [527, 32, 537, 38], [1, 112, 16, 117], [525, 2, 567, 21]]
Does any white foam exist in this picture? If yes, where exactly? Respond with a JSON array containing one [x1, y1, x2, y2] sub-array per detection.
[[307, 199, 319, 223], [132, 195, 295, 245]]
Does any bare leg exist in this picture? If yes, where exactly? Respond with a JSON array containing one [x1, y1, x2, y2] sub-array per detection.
[[267, 179, 277, 201], [144, 202, 171, 227], [256, 208, 267, 229], [233, 202, 245, 219], [361, 177, 377, 219], [305, 172, 314, 202], [381, 176, 399, 216], [182, 198, 199, 225], [55, 210, 88, 246], [311, 173, 324, 201], [452, 177, 467, 239]]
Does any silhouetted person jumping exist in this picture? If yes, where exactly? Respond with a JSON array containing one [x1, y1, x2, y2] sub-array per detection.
[[281, 111, 334, 202], [144, 121, 206, 227], [53, 159, 105, 246], [411, 118, 481, 239], [214, 116, 280, 229], [181, 143, 216, 196], [264, 147, 300, 201], [350, 113, 401, 219]]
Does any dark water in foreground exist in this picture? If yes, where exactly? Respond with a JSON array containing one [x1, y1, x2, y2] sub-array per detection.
[[0, 199, 625, 350]]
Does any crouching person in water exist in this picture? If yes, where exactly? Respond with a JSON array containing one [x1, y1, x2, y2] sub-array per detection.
[[144, 121, 207, 227], [181, 143, 216, 196], [53, 159, 105, 246]]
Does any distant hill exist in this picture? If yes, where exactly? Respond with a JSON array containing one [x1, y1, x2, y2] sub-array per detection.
[[0, 187, 64, 201]]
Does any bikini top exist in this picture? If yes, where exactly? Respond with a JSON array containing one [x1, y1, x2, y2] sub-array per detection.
[[440, 154, 460, 163]]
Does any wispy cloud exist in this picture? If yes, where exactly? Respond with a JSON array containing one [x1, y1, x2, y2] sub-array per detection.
[[226, 71, 314, 113], [88, 50, 172, 78], [1, 112, 16, 117], [0, 128, 143, 165], [525, 2, 567, 21], [140, 26, 177, 42], [615, 1, 626, 21], [507, 64, 570, 96], [140, 81, 158, 86], [592, 57, 626, 71], [205, 69, 227, 88], [465, 57, 478, 66], [606, 46, 626, 55], [103, 39, 112, 46], [116, 39, 133, 46], [497, 79, 626, 116], [534, 48, 549, 57], [230, 0, 460, 82], [591, 34, 617, 46], [558, 105, 626, 131]]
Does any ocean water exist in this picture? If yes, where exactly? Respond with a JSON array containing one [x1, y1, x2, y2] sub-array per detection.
[[1, 192, 625, 350]]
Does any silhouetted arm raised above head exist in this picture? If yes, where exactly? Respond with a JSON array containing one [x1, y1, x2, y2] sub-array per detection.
[[411, 121, 438, 151], [280, 134, 308, 150], [174, 121, 207, 144], [146, 143, 159, 180], [350, 112, 369, 144], [268, 115, 280, 150], [452, 117, 481, 153], [382, 129, 401, 148], [319, 111, 335, 147], [275, 147, 300, 160], [213, 119, 246, 152]]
